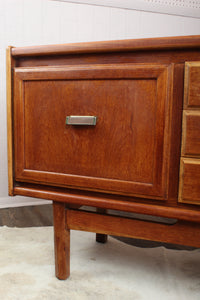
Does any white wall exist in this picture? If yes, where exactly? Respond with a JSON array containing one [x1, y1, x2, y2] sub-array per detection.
[[0, 0, 200, 208], [56, 0, 200, 18]]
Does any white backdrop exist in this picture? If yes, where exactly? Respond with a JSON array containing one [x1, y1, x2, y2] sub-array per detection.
[[56, 0, 200, 18], [0, 0, 200, 207]]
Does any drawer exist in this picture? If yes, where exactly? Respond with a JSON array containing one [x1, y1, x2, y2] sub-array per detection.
[[179, 158, 200, 205], [13, 64, 170, 199], [181, 111, 200, 157], [184, 62, 200, 109]]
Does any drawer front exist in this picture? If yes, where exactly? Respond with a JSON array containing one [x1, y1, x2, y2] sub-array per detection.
[[179, 158, 200, 205], [182, 111, 200, 157], [14, 64, 170, 199], [184, 62, 200, 109]]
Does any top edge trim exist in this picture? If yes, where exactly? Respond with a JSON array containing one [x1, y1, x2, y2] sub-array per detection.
[[11, 35, 200, 57]]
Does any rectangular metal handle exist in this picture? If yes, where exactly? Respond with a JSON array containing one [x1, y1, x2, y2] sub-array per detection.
[[66, 116, 97, 126]]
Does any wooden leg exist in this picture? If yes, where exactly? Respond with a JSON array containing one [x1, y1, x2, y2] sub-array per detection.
[[96, 233, 108, 243], [53, 201, 70, 280], [96, 208, 108, 243]]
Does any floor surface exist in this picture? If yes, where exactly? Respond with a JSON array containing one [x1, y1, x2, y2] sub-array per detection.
[[0, 226, 200, 300]]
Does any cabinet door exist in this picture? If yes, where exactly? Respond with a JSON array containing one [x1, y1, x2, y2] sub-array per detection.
[[14, 64, 170, 199]]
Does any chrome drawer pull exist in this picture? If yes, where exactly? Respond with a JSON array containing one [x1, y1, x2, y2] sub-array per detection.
[[66, 116, 97, 126]]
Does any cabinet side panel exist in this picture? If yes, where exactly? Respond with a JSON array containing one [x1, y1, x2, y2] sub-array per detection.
[[6, 47, 14, 196]]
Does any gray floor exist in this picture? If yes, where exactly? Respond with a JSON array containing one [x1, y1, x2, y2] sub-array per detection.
[[0, 205, 53, 227]]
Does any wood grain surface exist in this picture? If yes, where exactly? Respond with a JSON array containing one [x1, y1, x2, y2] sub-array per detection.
[[53, 202, 70, 280], [179, 158, 200, 205], [6, 47, 15, 196], [11, 35, 200, 57], [184, 62, 200, 109], [181, 111, 200, 157], [13, 64, 170, 199]]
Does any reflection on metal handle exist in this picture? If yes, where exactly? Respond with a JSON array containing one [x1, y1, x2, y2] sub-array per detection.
[[66, 116, 97, 126]]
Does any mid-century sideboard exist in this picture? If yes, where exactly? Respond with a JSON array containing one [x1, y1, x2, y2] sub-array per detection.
[[7, 35, 200, 279]]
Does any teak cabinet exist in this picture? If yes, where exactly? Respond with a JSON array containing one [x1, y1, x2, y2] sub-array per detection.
[[7, 36, 200, 279]]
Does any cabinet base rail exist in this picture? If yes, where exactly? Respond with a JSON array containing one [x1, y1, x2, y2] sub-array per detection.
[[53, 201, 200, 280], [14, 186, 200, 223]]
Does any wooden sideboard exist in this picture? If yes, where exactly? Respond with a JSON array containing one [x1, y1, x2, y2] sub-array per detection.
[[7, 35, 200, 279]]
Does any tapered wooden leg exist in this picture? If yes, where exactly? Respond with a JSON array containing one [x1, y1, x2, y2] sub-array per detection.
[[96, 208, 108, 243], [53, 201, 70, 280]]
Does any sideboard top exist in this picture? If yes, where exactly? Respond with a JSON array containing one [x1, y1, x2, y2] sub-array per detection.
[[11, 35, 200, 57]]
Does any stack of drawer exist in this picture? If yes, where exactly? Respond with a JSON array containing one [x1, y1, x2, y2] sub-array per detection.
[[179, 62, 200, 205]]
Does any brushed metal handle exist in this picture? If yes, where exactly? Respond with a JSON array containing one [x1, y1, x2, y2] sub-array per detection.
[[66, 116, 97, 126]]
